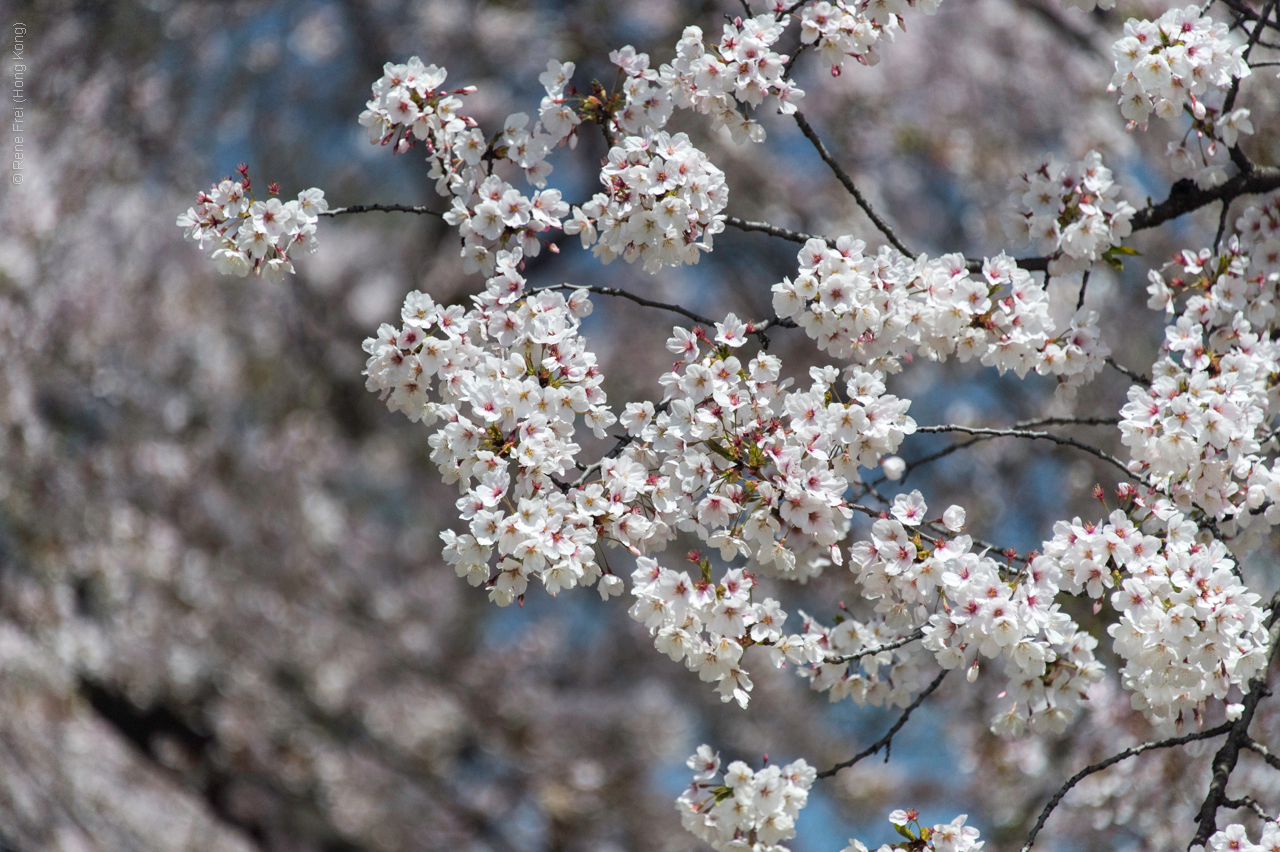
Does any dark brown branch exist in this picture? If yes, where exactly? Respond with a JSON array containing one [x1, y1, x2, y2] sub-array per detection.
[[1130, 167, 1280, 234], [914, 424, 1130, 476], [1019, 723, 1234, 852], [321, 203, 444, 218], [1013, 416, 1120, 429], [1188, 592, 1280, 849], [823, 629, 926, 665], [818, 670, 948, 778], [1223, 796, 1276, 822], [1105, 356, 1150, 386], [1243, 737, 1280, 772], [725, 215, 836, 247], [792, 111, 916, 257], [532, 283, 715, 327]]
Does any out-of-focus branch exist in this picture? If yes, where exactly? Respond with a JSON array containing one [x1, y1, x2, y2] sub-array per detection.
[[1019, 723, 1234, 852], [1013, 415, 1120, 428], [817, 670, 948, 778]]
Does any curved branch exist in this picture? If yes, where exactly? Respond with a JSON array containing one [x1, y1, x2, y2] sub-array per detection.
[[532, 283, 714, 327], [725, 215, 835, 247], [320, 203, 444, 218], [1130, 166, 1280, 234], [914, 424, 1130, 476], [792, 112, 916, 257], [1019, 723, 1234, 852], [817, 670, 948, 778]]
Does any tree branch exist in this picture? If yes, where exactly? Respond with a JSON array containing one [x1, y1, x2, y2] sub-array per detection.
[[817, 670, 948, 778], [792, 112, 916, 257], [725, 215, 836, 247], [320, 203, 444, 218], [823, 629, 926, 665], [1130, 167, 1280, 234], [1187, 591, 1280, 849], [914, 424, 1130, 476], [1019, 723, 1234, 852], [532, 283, 715, 327]]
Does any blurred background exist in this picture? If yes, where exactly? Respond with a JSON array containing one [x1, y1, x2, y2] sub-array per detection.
[[1, 1, 1278, 850]]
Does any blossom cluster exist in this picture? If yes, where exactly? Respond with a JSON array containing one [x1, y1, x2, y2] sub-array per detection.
[[176, 170, 326, 282], [678, 746, 816, 852], [842, 809, 984, 852], [798, 0, 943, 76], [630, 560, 808, 708], [1109, 5, 1252, 187], [640, 336, 917, 581], [610, 16, 802, 144], [1003, 151, 1135, 276], [362, 250, 626, 605], [1128, 234, 1280, 542], [358, 58, 576, 275], [1042, 507, 1271, 725], [771, 240, 1110, 393], [1200, 821, 1280, 852], [1237, 195, 1280, 282], [836, 491, 1103, 734], [567, 131, 729, 272]]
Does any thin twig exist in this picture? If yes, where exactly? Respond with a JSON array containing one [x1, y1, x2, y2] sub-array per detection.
[[1019, 723, 1234, 852], [725, 215, 836, 247], [823, 629, 926, 665], [1013, 416, 1120, 429], [1223, 796, 1276, 822], [1105, 356, 1150, 386], [817, 670, 948, 778], [1243, 737, 1280, 772], [1076, 269, 1090, 311], [792, 112, 915, 257], [914, 424, 1130, 476], [320, 203, 444, 218], [532, 283, 714, 327]]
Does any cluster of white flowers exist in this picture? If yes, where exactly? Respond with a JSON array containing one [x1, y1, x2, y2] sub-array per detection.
[[645, 333, 916, 579], [1109, 5, 1252, 187], [566, 131, 729, 272], [1003, 151, 1136, 276], [834, 491, 1103, 734], [843, 809, 983, 852], [362, 249, 628, 605], [358, 58, 577, 275], [1042, 507, 1271, 725], [1129, 237, 1280, 542], [790, 603, 929, 709], [609, 16, 802, 144], [1199, 821, 1280, 852], [678, 746, 816, 852], [631, 560, 806, 707], [798, 0, 942, 76], [176, 170, 326, 282], [1237, 195, 1280, 282], [771, 239, 1110, 393]]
